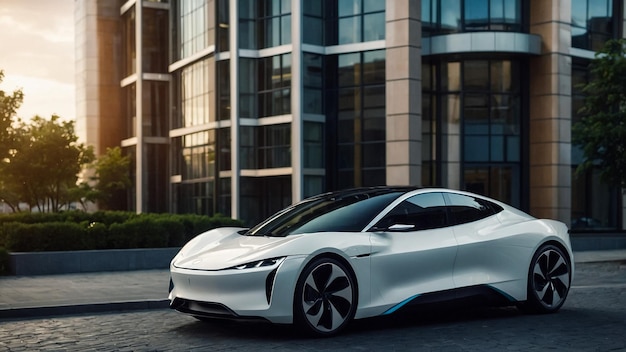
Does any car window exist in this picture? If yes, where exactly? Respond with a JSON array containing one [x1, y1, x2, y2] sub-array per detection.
[[445, 193, 499, 225], [373, 192, 448, 231]]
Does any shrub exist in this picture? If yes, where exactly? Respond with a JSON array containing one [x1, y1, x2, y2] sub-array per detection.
[[0, 211, 243, 252], [85, 222, 108, 249], [4, 222, 87, 252]]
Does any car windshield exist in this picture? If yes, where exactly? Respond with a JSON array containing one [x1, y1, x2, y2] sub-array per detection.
[[244, 190, 406, 237]]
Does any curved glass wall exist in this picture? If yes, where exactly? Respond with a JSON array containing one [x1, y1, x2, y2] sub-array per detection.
[[422, 0, 522, 37]]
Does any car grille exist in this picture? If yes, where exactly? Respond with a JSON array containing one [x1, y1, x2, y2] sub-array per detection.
[[171, 298, 237, 318]]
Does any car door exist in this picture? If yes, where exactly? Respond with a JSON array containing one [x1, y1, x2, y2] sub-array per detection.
[[444, 192, 525, 288], [368, 192, 458, 307]]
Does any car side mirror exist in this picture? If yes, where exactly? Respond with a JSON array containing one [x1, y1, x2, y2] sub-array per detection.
[[388, 223, 415, 231]]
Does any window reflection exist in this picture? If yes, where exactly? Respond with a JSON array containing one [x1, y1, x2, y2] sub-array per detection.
[[177, 0, 212, 60], [327, 50, 386, 189], [240, 124, 291, 169], [422, 0, 521, 36], [327, 0, 386, 45], [571, 0, 615, 51], [179, 59, 214, 127], [304, 122, 324, 168], [570, 58, 618, 229], [424, 59, 522, 207], [239, 0, 291, 49]]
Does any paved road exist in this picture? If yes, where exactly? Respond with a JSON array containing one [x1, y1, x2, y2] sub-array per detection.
[[1, 261, 625, 351]]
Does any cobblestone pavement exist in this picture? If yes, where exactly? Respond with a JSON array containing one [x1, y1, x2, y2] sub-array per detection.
[[1, 261, 625, 351]]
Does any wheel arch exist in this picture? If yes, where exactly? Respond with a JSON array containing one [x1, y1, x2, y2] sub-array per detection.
[[536, 239, 573, 266], [301, 252, 360, 295]]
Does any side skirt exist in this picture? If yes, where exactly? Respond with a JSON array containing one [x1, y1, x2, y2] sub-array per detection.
[[382, 285, 517, 316]]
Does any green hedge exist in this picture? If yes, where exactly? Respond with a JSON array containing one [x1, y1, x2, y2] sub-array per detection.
[[0, 212, 243, 252]]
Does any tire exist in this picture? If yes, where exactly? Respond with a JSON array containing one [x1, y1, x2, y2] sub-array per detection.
[[293, 257, 357, 337], [520, 244, 571, 314]]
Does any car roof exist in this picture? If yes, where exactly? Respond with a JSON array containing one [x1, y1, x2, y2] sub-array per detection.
[[308, 186, 420, 202]]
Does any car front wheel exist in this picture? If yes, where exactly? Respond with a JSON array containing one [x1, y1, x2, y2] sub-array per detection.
[[521, 244, 571, 314], [293, 257, 357, 337]]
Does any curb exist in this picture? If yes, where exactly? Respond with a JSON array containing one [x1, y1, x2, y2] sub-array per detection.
[[0, 299, 170, 320]]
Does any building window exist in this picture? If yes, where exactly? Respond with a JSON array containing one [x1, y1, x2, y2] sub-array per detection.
[[173, 181, 215, 215], [303, 1, 324, 45], [572, 0, 617, 51], [217, 60, 230, 121], [217, 0, 229, 52], [326, 50, 386, 189], [258, 54, 291, 117], [240, 176, 291, 226], [239, 54, 291, 118], [304, 121, 324, 168], [146, 143, 168, 213], [424, 59, 522, 208], [239, 0, 292, 50], [123, 83, 136, 139], [122, 7, 136, 77], [177, 59, 214, 128], [422, 0, 522, 37], [240, 124, 291, 169], [217, 127, 231, 171], [326, 0, 385, 45], [303, 53, 323, 114], [175, 0, 213, 60], [143, 8, 169, 73], [173, 131, 216, 181], [142, 81, 168, 137], [570, 58, 619, 230]]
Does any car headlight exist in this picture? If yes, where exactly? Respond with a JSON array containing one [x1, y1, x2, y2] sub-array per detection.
[[226, 257, 286, 270]]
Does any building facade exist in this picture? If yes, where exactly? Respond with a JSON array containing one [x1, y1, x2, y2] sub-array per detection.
[[75, 0, 625, 230]]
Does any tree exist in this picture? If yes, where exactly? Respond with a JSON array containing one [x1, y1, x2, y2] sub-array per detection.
[[0, 70, 24, 161], [572, 39, 626, 190], [1, 115, 95, 212], [89, 146, 132, 210]]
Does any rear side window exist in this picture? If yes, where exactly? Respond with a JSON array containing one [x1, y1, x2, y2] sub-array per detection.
[[445, 193, 502, 225]]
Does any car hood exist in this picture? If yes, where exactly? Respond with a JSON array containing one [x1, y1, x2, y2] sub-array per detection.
[[172, 227, 304, 270]]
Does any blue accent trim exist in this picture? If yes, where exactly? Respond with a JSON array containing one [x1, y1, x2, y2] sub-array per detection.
[[382, 294, 421, 315], [487, 285, 517, 302]]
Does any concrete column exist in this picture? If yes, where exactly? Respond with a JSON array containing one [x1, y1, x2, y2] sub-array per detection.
[[528, 0, 572, 223], [385, 0, 422, 187], [134, 1, 146, 213], [291, 0, 302, 203], [229, 0, 240, 219]]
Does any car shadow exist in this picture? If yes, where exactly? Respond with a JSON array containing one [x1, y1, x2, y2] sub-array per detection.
[[169, 304, 525, 340]]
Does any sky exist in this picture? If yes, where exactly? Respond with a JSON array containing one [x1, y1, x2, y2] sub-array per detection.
[[0, 0, 75, 121]]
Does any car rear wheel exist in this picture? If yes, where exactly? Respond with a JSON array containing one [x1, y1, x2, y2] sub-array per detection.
[[520, 244, 571, 314], [294, 257, 357, 337]]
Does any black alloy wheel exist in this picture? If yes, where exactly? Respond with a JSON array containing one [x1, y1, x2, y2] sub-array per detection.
[[294, 257, 357, 337], [521, 244, 571, 314]]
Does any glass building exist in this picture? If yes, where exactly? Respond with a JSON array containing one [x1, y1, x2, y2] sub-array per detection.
[[75, 0, 625, 231]]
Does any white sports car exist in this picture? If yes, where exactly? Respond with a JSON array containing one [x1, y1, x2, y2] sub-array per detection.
[[169, 187, 573, 336]]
